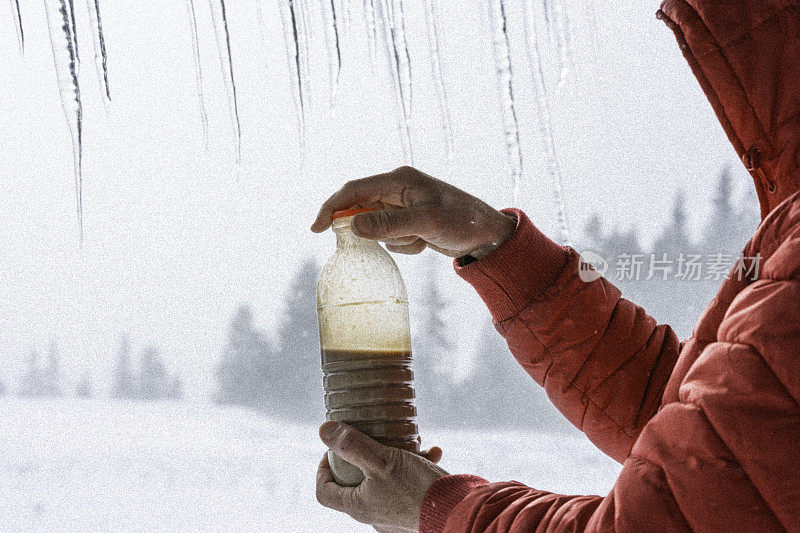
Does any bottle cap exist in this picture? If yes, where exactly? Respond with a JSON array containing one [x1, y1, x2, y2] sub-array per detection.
[[332, 207, 375, 220]]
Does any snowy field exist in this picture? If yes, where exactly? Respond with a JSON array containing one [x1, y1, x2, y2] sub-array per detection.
[[0, 399, 622, 532]]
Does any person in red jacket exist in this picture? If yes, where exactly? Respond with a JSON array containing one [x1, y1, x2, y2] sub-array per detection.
[[312, 0, 800, 531]]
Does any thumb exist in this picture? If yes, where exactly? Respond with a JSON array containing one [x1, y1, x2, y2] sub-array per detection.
[[319, 421, 390, 478]]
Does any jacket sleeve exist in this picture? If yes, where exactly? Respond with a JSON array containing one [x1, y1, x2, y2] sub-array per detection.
[[454, 208, 681, 462], [420, 201, 800, 532]]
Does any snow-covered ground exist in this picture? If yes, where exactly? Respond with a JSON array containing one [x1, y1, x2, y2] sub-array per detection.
[[0, 399, 621, 532]]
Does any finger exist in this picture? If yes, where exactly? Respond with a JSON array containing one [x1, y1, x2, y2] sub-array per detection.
[[386, 240, 427, 255], [382, 235, 420, 246], [316, 452, 358, 511], [311, 173, 405, 233], [424, 242, 461, 258], [317, 452, 334, 484], [421, 446, 443, 464], [319, 421, 391, 478], [352, 205, 438, 241], [317, 476, 359, 514]]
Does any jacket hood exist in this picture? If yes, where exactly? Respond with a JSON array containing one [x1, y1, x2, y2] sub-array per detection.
[[658, 0, 800, 219]]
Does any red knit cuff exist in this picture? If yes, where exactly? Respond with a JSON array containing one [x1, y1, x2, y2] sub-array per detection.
[[419, 474, 488, 533], [454, 208, 569, 322]]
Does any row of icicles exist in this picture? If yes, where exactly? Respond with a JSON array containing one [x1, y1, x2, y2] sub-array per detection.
[[15, 0, 583, 244]]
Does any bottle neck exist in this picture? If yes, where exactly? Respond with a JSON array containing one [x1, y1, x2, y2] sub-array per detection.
[[333, 218, 379, 249]]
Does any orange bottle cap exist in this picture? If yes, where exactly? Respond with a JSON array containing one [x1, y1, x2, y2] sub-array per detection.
[[332, 207, 375, 220]]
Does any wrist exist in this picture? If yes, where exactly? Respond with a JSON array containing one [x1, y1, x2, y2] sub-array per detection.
[[466, 211, 517, 259], [454, 208, 570, 323], [419, 474, 489, 533]]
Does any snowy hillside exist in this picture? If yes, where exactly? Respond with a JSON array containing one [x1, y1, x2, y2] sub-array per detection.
[[0, 399, 621, 532]]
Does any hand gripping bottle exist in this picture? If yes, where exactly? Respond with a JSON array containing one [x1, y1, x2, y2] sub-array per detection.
[[316, 208, 419, 486]]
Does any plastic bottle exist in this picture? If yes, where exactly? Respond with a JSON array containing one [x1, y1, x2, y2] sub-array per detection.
[[316, 207, 419, 486]]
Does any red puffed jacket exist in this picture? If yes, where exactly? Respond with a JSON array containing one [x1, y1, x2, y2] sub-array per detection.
[[419, 1, 800, 531]]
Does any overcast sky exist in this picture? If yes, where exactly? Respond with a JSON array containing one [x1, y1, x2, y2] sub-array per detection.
[[0, 0, 751, 396]]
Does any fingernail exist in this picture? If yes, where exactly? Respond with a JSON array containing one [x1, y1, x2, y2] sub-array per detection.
[[319, 421, 343, 443]]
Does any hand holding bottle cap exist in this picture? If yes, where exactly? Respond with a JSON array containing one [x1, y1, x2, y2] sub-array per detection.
[[311, 166, 516, 258]]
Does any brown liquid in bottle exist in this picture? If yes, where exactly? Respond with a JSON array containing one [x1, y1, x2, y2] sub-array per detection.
[[317, 213, 419, 486], [322, 348, 420, 484]]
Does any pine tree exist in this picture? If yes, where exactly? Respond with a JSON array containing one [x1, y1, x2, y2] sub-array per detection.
[[583, 212, 604, 250], [215, 304, 273, 409], [40, 339, 63, 397], [713, 164, 734, 213], [413, 256, 456, 427], [138, 345, 168, 400], [17, 349, 42, 397], [607, 225, 645, 259], [168, 376, 184, 399], [583, 212, 644, 281], [738, 175, 761, 239], [76, 371, 93, 398], [111, 335, 136, 399], [459, 321, 569, 430], [711, 164, 760, 253], [273, 258, 322, 421], [703, 164, 738, 254], [652, 190, 695, 257], [648, 190, 713, 338]]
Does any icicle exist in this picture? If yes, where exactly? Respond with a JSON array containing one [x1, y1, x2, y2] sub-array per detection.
[[376, 0, 413, 164], [489, 0, 523, 204], [296, 0, 313, 94], [299, 0, 313, 44], [394, 0, 413, 123], [522, 0, 571, 245], [522, 1, 550, 126], [330, 0, 342, 102], [541, 0, 553, 46], [65, 0, 80, 68], [186, 0, 209, 147], [294, 0, 312, 117], [422, 0, 454, 172], [539, 1, 574, 87], [552, 0, 574, 86], [86, 0, 111, 106], [44, 0, 84, 240], [335, 0, 347, 39], [322, 0, 342, 108], [364, 0, 377, 69], [10, 0, 24, 54], [209, 0, 242, 170], [219, 0, 241, 168], [278, 0, 306, 154], [342, 0, 352, 40]]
